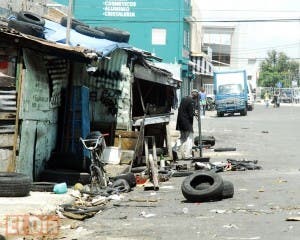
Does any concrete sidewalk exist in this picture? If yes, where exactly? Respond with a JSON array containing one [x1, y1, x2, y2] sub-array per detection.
[[0, 190, 74, 237]]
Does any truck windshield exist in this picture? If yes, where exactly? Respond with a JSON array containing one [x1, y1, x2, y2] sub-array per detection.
[[218, 84, 243, 94]]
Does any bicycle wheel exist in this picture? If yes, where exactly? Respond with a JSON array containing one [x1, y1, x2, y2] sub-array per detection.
[[90, 165, 106, 192]]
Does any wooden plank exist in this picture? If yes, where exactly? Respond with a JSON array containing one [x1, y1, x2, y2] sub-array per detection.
[[0, 148, 13, 171], [114, 130, 138, 150], [114, 137, 137, 150], [0, 125, 15, 133], [0, 74, 16, 87], [0, 112, 16, 120], [14, 120, 36, 178], [115, 130, 139, 138], [0, 134, 14, 147]]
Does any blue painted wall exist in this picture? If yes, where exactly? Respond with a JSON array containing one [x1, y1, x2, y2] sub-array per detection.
[[55, 0, 191, 64]]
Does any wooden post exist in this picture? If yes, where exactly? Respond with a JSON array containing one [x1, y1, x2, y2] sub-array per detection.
[[165, 123, 173, 160], [66, 0, 74, 45], [148, 154, 159, 191]]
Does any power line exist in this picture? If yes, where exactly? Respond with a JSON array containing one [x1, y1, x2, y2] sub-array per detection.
[[81, 18, 300, 23]]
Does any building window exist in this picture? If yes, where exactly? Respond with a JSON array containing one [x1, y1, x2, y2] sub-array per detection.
[[152, 28, 166, 45]]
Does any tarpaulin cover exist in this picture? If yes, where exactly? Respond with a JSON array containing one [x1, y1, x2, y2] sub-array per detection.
[[44, 19, 131, 57]]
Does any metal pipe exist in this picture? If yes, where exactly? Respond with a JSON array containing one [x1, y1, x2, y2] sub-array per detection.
[[197, 100, 203, 157], [66, 0, 73, 45]]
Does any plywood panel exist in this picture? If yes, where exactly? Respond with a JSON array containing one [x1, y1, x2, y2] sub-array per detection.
[[0, 134, 14, 147], [16, 120, 37, 179], [0, 148, 12, 171]]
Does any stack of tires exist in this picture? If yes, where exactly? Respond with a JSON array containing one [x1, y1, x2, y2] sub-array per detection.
[[60, 16, 130, 43], [0, 172, 32, 197], [181, 171, 234, 202], [8, 11, 45, 38]]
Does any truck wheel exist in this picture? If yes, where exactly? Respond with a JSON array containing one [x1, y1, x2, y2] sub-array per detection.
[[217, 112, 224, 117], [240, 109, 247, 116]]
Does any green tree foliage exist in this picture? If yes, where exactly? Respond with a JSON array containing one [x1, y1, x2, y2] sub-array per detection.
[[258, 50, 299, 87]]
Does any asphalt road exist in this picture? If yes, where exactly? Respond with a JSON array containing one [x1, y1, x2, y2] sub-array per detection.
[[61, 103, 300, 240]]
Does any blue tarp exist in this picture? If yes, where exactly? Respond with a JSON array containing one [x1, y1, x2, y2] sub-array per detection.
[[44, 20, 131, 57]]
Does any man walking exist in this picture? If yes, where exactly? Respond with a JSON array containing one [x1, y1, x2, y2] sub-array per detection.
[[172, 89, 198, 160]]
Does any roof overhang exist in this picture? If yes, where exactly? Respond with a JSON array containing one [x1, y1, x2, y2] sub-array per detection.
[[0, 24, 96, 62], [134, 64, 179, 88]]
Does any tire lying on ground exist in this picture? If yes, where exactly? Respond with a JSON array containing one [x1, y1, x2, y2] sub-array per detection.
[[214, 147, 236, 152], [195, 179, 234, 199], [0, 172, 31, 197], [74, 25, 106, 39], [95, 26, 130, 43], [30, 182, 57, 192], [17, 11, 45, 26], [194, 135, 216, 146], [111, 179, 131, 192], [181, 171, 223, 202], [8, 19, 45, 38], [111, 172, 136, 188], [222, 180, 234, 199], [38, 169, 90, 186]]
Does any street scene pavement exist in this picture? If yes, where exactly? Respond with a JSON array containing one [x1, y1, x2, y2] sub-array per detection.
[[58, 103, 300, 240]]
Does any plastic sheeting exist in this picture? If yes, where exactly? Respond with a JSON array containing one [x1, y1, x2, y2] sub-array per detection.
[[44, 20, 131, 57]]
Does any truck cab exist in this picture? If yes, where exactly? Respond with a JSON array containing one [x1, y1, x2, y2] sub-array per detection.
[[214, 70, 248, 117]]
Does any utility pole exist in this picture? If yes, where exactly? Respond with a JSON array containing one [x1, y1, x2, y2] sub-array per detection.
[[66, 0, 74, 45], [22, 0, 28, 11]]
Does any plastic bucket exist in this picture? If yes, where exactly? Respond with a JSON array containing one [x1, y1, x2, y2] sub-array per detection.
[[101, 146, 121, 165]]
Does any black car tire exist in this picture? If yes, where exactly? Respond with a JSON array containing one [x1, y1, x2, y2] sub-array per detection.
[[74, 25, 106, 39], [38, 169, 90, 186], [217, 111, 224, 117], [0, 172, 31, 197], [95, 26, 130, 42], [181, 171, 224, 202], [194, 135, 216, 146], [112, 179, 131, 192], [171, 171, 194, 177], [60, 16, 89, 29], [214, 147, 236, 152], [111, 172, 136, 188], [222, 180, 234, 199], [8, 19, 45, 38], [30, 182, 57, 192], [17, 11, 45, 26]]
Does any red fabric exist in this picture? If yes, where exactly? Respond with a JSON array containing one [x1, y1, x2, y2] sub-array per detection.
[[0, 61, 8, 69]]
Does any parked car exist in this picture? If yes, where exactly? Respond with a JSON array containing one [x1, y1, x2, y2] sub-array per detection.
[[280, 90, 293, 103]]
